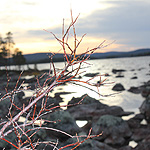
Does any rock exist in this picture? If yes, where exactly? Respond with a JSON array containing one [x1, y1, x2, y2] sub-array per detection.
[[112, 83, 125, 91], [128, 87, 141, 94], [67, 94, 101, 106], [105, 73, 110, 76], [24, 77, 37, 83], [17, 91, 25, 99], [138, 67, 145, 71], [0, 96, 21, 118], [84, 72, 99, 77], [131, 127, 150, 142], [118, 145, 132, 150], [67, 95, 133, 121], [139, 96, 150, 123], [133, 134, 150, 150], [141, 86, 150, 98], [131, 76, 138, 79], [134, 141, 150, 150], [67, 103, 108, 120], [112, 69, 126, 74], [45, 110, 81, 141], [116, 74, 124, 78], [81, 121, 92, 133], [127, 114, 144, 129], [92, 115, 132, 147], [60, 138, 117, 150], [139, 80, 150, 98]]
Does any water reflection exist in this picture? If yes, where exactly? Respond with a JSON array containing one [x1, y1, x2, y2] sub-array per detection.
[[6, 56, 150, 114]]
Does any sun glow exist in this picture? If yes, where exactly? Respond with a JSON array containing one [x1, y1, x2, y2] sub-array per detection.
[[1, 0, 115, 54]]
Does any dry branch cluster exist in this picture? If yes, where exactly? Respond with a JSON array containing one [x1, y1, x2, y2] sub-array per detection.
[[0, 12, 106, 149]]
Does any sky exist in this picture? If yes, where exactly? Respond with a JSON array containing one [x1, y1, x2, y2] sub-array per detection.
[[0, 0, 150, 54]]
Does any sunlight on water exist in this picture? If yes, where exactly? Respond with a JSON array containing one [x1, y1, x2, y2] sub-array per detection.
[[129, 141, 138, 148], [19, 56, 150, 114], [76, 120, 88, 128]]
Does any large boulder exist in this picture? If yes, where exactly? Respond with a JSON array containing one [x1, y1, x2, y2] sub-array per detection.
[[45, 110, 81, 141], [68, 94, 101, 106], [67, 95, 133, 121], [92, 115, 132, 147]]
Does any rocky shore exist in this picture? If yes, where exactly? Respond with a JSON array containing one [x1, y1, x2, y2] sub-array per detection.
[[0, 69, 150, 149]]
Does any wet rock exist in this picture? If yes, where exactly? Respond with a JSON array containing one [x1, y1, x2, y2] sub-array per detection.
[[131, 76, 138, 79], [105, 73, 110, 76], [112, 69, 126, 74], [128, 87, 141, 94], [55, 91, 74, 96], [84, 72, 99, 77], [112, 83, 125, 91], [92, 115, 132, 147], [116, 74, 124, 78], [138, 67, 145, 71]]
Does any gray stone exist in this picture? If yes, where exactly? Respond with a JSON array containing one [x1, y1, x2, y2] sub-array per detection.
[[112, 83, 125, 91], [139, 96, 150, 123], [45, 110, 81, 141], [92, 115, 132, 147]]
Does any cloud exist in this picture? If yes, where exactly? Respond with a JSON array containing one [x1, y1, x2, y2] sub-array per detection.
[[24, 0, 150, 51], [75, 1, 150, 48]]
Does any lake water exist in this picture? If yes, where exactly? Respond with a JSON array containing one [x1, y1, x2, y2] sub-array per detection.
[[29, 56, 150, 115], [11, 56, 150, 114]]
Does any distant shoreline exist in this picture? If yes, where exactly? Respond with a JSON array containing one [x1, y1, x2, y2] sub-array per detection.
[[0, 48, 150, 66]]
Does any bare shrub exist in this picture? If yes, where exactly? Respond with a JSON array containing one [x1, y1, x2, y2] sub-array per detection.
[[0, 11, 107, 149]]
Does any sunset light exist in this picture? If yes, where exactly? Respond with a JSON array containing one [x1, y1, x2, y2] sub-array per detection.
[[0, 0, 150, 54]]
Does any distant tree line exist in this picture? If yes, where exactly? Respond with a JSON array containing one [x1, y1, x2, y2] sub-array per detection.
[[0, 32, 26, 70]]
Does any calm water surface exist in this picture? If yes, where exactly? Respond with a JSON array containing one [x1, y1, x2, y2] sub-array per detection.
[[22, 56, 150, 114]]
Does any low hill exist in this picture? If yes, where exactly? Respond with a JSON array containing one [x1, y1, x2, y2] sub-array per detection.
[[24, 48, 150, 64], [90, 48, 150, 59], [24, 53, 64, 64]]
